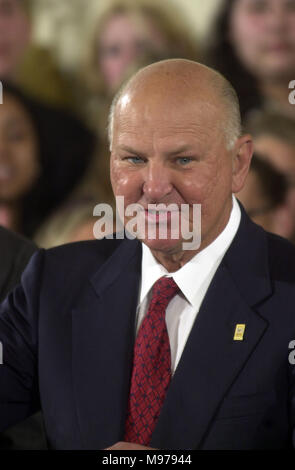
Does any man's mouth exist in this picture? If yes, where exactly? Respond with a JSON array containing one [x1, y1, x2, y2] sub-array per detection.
[[144, 209, 178, 224]]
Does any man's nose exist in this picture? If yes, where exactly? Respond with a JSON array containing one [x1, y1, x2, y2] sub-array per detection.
[[142, 164, 173, 202]]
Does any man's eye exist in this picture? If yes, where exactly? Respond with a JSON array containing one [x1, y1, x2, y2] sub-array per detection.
[[126, 156, 145, 164], [177, 157, 193, 165]]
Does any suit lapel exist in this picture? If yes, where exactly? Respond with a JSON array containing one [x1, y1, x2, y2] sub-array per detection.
[[0, 248, 12, 300], [151, 211, 272, 450], [72, 239, 141, 449]]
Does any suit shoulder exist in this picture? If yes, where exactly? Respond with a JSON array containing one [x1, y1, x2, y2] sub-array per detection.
[[266, 231, 295, 277], [266, 231, 295, 257], [0, 227, 37, 272], [43, 237, 124, 271], [0, 227, 36, 256], [0, 227, 37, 301], [35, 237, 135, 304]]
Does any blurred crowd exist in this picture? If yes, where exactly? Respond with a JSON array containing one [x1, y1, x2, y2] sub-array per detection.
[[1, 0, 295, 247]]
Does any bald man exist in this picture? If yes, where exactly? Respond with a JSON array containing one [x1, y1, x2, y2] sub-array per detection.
[[0, 60, 295, 450]]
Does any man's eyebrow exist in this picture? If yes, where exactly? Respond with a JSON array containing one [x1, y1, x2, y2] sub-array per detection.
[[117, 144, 195, 156], [166, 145, 194, 155], [118, 145, 146, 156]]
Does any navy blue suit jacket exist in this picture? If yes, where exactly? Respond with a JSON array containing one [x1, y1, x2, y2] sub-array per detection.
[[1, 209, 295, 449]]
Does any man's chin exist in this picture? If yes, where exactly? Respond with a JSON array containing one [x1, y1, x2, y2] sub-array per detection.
[[141, 236, 184, 254]]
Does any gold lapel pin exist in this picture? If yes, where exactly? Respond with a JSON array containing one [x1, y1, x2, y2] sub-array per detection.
[[234, 324, 246, 341]]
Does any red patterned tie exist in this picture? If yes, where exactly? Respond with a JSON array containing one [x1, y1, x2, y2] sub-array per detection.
[[124, 276, 180, 445]]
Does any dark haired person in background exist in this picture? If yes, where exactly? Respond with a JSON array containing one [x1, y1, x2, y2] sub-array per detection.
[[0, 81, 95, 239], [0, 82, 40, 235], [0, 0, 96, 240], [237, 153, 293, 238], [0, 0, 31, 82], [244, 110, 295, 241], [206, 0, 295, 119]]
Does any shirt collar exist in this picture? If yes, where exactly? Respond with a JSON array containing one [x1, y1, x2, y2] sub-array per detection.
[[140, 196, 241, 306]]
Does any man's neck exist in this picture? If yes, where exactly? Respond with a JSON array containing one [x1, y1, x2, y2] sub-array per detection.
[[150, 248, 199, 273]]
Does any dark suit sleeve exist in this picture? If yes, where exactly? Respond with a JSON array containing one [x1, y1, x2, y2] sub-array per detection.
[[0, 227, 37, 303], [1, 243, 37, 301], [0, 249, 45, 432], [12, 241, 37, 278]]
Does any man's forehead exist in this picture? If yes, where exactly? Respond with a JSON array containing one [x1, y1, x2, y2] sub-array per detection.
[[113, 101, 222, 152], [115, 123, 213, 142], [115, 94, 220, 130], [113, 122, 218, 157]]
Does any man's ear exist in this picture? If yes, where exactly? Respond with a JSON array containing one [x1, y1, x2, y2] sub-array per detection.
[[232, 134, 253, 193]]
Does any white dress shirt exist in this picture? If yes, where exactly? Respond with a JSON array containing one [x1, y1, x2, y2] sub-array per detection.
[[136, 196, 241, 374]]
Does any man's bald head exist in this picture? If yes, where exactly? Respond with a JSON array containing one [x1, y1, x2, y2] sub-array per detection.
[[108, 59, 242, 150]]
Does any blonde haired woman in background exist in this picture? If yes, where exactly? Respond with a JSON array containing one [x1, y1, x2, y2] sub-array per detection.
[[80, 0, 199, 134]]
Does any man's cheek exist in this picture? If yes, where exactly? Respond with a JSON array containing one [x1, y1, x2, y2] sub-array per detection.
[[111, 168, 128, 193]]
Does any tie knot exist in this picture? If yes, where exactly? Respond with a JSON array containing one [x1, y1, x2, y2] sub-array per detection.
[[151, 276, 180, 307]]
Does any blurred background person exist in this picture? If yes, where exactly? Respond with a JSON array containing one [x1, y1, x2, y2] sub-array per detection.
[[0, 0, 96, 240], [35, 198, 97, 248], [80, 0, 199, 134], [0, 0, 73, 107], [0, 81, 94, 238], [237, 153, 293, 238], [206, 0, 295, 119], [0, 82, 40, 235], [245, 110, 295, 240]]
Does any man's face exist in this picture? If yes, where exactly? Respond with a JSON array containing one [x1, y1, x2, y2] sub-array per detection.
[[110, 88, 248, 260], [0, 0, 31, 78]]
